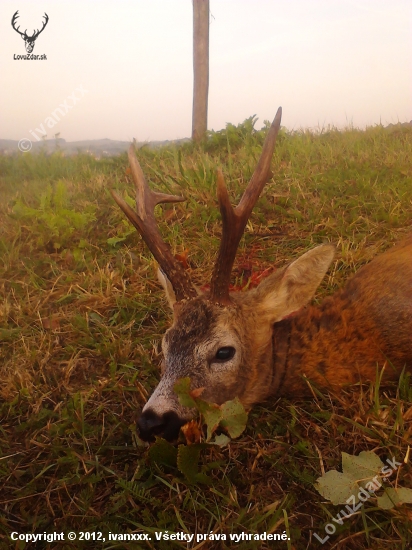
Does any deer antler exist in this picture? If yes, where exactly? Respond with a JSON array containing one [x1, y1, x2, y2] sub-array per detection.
[[111, 146, 197, 302], [32, 13, 49, 39], [210, 107, 282, 305], [11, 11, 49, 38], [11, 11, 25, 36]]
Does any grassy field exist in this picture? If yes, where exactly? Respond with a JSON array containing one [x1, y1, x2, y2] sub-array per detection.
[[1, 118, 411, 549]]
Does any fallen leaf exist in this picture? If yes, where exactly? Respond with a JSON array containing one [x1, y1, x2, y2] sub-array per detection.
[[41, 316, 61, 331], [175, 249, 190, 269], [377, 487, 412, 510], [181, 420, 202, 445], [315, 470, 359, 505]]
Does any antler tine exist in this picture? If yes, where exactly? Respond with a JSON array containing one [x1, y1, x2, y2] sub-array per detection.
[[111, 145, 197, 302], [33, 13, 49, 38], [11, 11, 24, 36], [210, 107, 282, 305]]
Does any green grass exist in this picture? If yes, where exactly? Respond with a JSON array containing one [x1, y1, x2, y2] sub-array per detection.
[[1, 118, 411, 549]]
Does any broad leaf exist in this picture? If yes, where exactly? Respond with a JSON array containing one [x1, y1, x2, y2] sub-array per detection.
[[377, 487, 412, 510], [219, 397, 248, 438], [148, 439, 177, 468], [342, 451, 384, 488], [315, 470, 360, 505], [174, 378, 196, 408], [211, 434, 231, 447], [177, 444, 210, 484]]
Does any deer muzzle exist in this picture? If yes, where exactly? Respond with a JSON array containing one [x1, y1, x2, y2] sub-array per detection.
[[137, 379, 195, 441], [137, 409, 187, 441]]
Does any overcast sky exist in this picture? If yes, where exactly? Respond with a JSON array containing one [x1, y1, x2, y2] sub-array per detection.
[[1, 0, 411, 142]]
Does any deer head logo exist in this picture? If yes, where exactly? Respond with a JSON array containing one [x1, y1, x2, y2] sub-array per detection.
[[11, 11, 49, 54]]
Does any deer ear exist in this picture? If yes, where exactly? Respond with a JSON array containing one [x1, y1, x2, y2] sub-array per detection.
[[157, 267, 203, 310], [157, 268, 177, 308], [255, 245, 335, 323]]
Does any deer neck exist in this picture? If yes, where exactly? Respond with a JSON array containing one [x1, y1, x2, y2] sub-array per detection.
[[270, 304, 342, 398], [270, 318, 293, 396], [271, 291, 390, 398]]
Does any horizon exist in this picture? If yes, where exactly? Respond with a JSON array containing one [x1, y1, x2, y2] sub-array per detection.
[[2, 117, 412, 147]]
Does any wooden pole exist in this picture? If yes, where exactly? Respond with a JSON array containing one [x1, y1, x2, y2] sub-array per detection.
[[192, 0, 209, 141]]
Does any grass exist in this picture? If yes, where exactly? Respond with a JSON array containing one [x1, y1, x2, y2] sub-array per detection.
[[0, 118, 411, 549]]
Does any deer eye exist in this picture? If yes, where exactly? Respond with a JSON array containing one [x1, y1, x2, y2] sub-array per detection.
[[215, 346, 236, 361]]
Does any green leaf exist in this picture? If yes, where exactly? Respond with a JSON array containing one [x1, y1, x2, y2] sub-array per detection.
[[211, 434, 231, 447], [177, 444, 204, 483], [173, 378, 248, 443], [177, 443, 211, 484], [199, 403, 222, 441], [315, 451, 391, 505], [315, 470, 360, 505], [377, 487, 412, 510], [174, 378, 196, 408], [107, 236, 127, 246], [219, 397, 248, 438], [148, 439, 177, 468], [342, 451, 384, 487]]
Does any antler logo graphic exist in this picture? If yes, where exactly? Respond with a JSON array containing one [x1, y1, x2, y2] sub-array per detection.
[[11, 11, 49, 53]]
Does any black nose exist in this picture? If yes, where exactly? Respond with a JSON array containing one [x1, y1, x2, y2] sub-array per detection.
[[137, 409, 187, 442]]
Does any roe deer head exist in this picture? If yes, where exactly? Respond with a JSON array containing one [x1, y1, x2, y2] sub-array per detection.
[[112, 107, 412, 442]]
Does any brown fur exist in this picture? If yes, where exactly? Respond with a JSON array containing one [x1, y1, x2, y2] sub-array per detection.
[[138, 238, 412, 440], [238, 238, 412, 405], [277, 238, 412, 395]]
